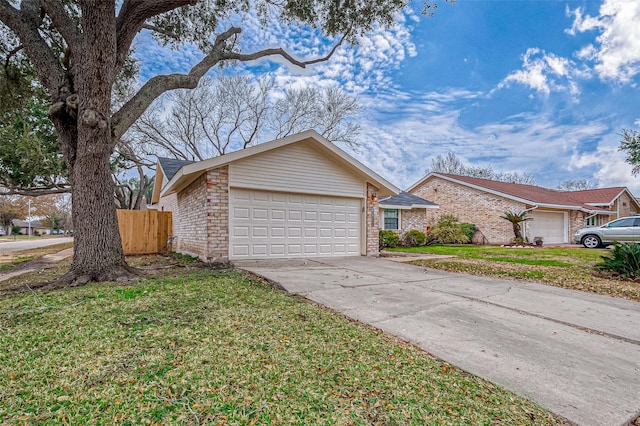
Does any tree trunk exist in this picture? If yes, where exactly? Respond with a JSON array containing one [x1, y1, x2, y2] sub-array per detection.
[[512, 222, 523, 240], [50, 2, 136, 286]]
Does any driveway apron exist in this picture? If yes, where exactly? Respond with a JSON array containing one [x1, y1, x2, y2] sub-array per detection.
[[234, 256, 640, 426]]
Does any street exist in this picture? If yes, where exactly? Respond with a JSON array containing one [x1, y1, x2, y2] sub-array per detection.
[[0, 237, 73, 255]]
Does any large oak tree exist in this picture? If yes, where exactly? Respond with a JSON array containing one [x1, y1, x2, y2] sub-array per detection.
[[0, 0, 420, 285]]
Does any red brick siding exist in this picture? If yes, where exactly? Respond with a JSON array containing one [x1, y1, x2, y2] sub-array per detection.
[[413, 178, 526, 244], [366, 183, 380, 256]]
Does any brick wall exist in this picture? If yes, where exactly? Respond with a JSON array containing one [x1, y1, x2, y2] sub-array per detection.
[[366, 183, 380, 256], [164, 166, 230, 262], [175, 174, 208, 258], [615, 192, 634, 217], [400, 209, 427, 233], [157, 193, 178, 236], [205, 166, 229, 262], [413, 177, 526, 244], [569, 210, 586, 240]]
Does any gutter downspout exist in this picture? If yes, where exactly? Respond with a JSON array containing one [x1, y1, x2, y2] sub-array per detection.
[[520, 205, 539, 241]]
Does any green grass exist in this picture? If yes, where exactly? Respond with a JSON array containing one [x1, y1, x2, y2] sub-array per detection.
[[390, 245, 640, 302], [0, 255, 35, 271], [388, 244, 603, 262], [0, 267, 560, 425]]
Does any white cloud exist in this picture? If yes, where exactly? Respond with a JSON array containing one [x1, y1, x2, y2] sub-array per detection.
[[570, 145, 640, 193], [498, 48, 581, 96], [345, 88, 610, 189], [232, 10, 418, 95], [567, 0, 640, 82]]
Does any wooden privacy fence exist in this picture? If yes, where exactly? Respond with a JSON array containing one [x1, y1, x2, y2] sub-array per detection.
[[117, 209, 172, 255]]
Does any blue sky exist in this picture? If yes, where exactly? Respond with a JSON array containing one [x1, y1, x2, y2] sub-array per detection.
[[135, 0, 640, 193]]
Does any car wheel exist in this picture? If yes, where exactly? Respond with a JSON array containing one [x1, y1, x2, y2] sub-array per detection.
[[582, 235, 602, 249]]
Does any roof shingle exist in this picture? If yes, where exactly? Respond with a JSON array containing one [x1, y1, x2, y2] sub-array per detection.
[[380, 191, 437, 208], [433, 173, 630, 212], [158, 157, 195, 181]]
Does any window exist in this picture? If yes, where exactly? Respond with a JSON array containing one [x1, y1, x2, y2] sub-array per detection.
[[586, 216, 600, 227], [383, 209, 399, 230], [606, 217, 636, 228]]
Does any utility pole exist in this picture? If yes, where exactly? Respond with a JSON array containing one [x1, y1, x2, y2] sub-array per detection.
[[28, 198, 31, 238]]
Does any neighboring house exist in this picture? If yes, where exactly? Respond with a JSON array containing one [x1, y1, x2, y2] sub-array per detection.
[[408, 173, 640, 245], [379, 192, 439, 234], [10, 219, 49, 235], [149, 130, 400, 262]]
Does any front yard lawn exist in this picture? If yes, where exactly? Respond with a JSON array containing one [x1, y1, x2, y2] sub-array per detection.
[[0, 260, 561, 425], [388, 245, 640, 302]]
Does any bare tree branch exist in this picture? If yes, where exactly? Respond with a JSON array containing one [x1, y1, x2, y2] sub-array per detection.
[[141, 23, 180, 39], [0, 185, 71, 196], [112, 26, 346, 140]]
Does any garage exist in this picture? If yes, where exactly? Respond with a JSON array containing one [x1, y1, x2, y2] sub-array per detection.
[[230, 189, 361, 259], [152, 130, 399, 262], [528, 211, 567, 244]]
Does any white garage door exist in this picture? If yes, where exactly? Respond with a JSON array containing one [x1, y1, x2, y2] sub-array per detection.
[[230, 188, 361, 259], [528, 211, 566, 244]]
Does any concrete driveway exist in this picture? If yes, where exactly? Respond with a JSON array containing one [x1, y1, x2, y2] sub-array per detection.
[[235, 256, 640, 426]]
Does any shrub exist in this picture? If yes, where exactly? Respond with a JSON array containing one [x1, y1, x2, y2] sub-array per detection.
[[596, 242, 640, 279], [402, 229, 427, 247], [11, 226, 21, 235], [427, 215, 469, 244], [379, 230, 400, 249], [459, 223, 476, 242]]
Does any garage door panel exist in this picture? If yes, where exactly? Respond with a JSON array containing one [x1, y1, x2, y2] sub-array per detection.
[[529, 211, 566, 244], [253, 209, 268, 220], [230, 189, 361, 259]]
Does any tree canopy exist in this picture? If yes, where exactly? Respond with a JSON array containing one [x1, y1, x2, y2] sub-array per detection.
[[0, 0, 428, 286], [619, 129, 640, 176]]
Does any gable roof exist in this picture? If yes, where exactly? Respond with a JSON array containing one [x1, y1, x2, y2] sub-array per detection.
[[152, 130, 400, 203], [150, 157, 196, 205], [560, 187, 626, 206], [379, 191, 438, 209], [409, 173, 632, 214], [11, 219, 44, 228], [158, 157, 195, 181]]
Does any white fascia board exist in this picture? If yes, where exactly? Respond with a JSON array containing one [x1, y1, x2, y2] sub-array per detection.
[[151, 160, 166, 203], [380, 204, 439, 210]]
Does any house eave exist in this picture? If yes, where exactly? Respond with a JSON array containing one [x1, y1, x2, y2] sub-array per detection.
[[379, 204, 439, 210], [160, 130, 400, 198]]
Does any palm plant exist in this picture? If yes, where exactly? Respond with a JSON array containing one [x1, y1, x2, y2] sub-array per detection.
[[500, 210, 532, 241]]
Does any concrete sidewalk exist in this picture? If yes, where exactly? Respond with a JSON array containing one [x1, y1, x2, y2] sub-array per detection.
[[235, 256, 640, 426], [0, 247, 73, 282]]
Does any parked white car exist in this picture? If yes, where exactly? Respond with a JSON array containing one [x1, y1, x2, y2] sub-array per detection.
[[573, 216, 640, 248]]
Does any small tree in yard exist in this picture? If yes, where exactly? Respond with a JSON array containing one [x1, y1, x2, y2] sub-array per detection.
[[0, 0, 429, 286], [500, 211, 531, 241]]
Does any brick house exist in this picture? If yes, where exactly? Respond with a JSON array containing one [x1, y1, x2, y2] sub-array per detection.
[[378, 192, 439, 234], [408, 173, 640, 244], [149, 130, 401, 262]]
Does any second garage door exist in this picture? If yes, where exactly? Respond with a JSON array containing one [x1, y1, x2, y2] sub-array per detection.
[[528, 211, 567, 244], [230, 188, 361, 259]]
